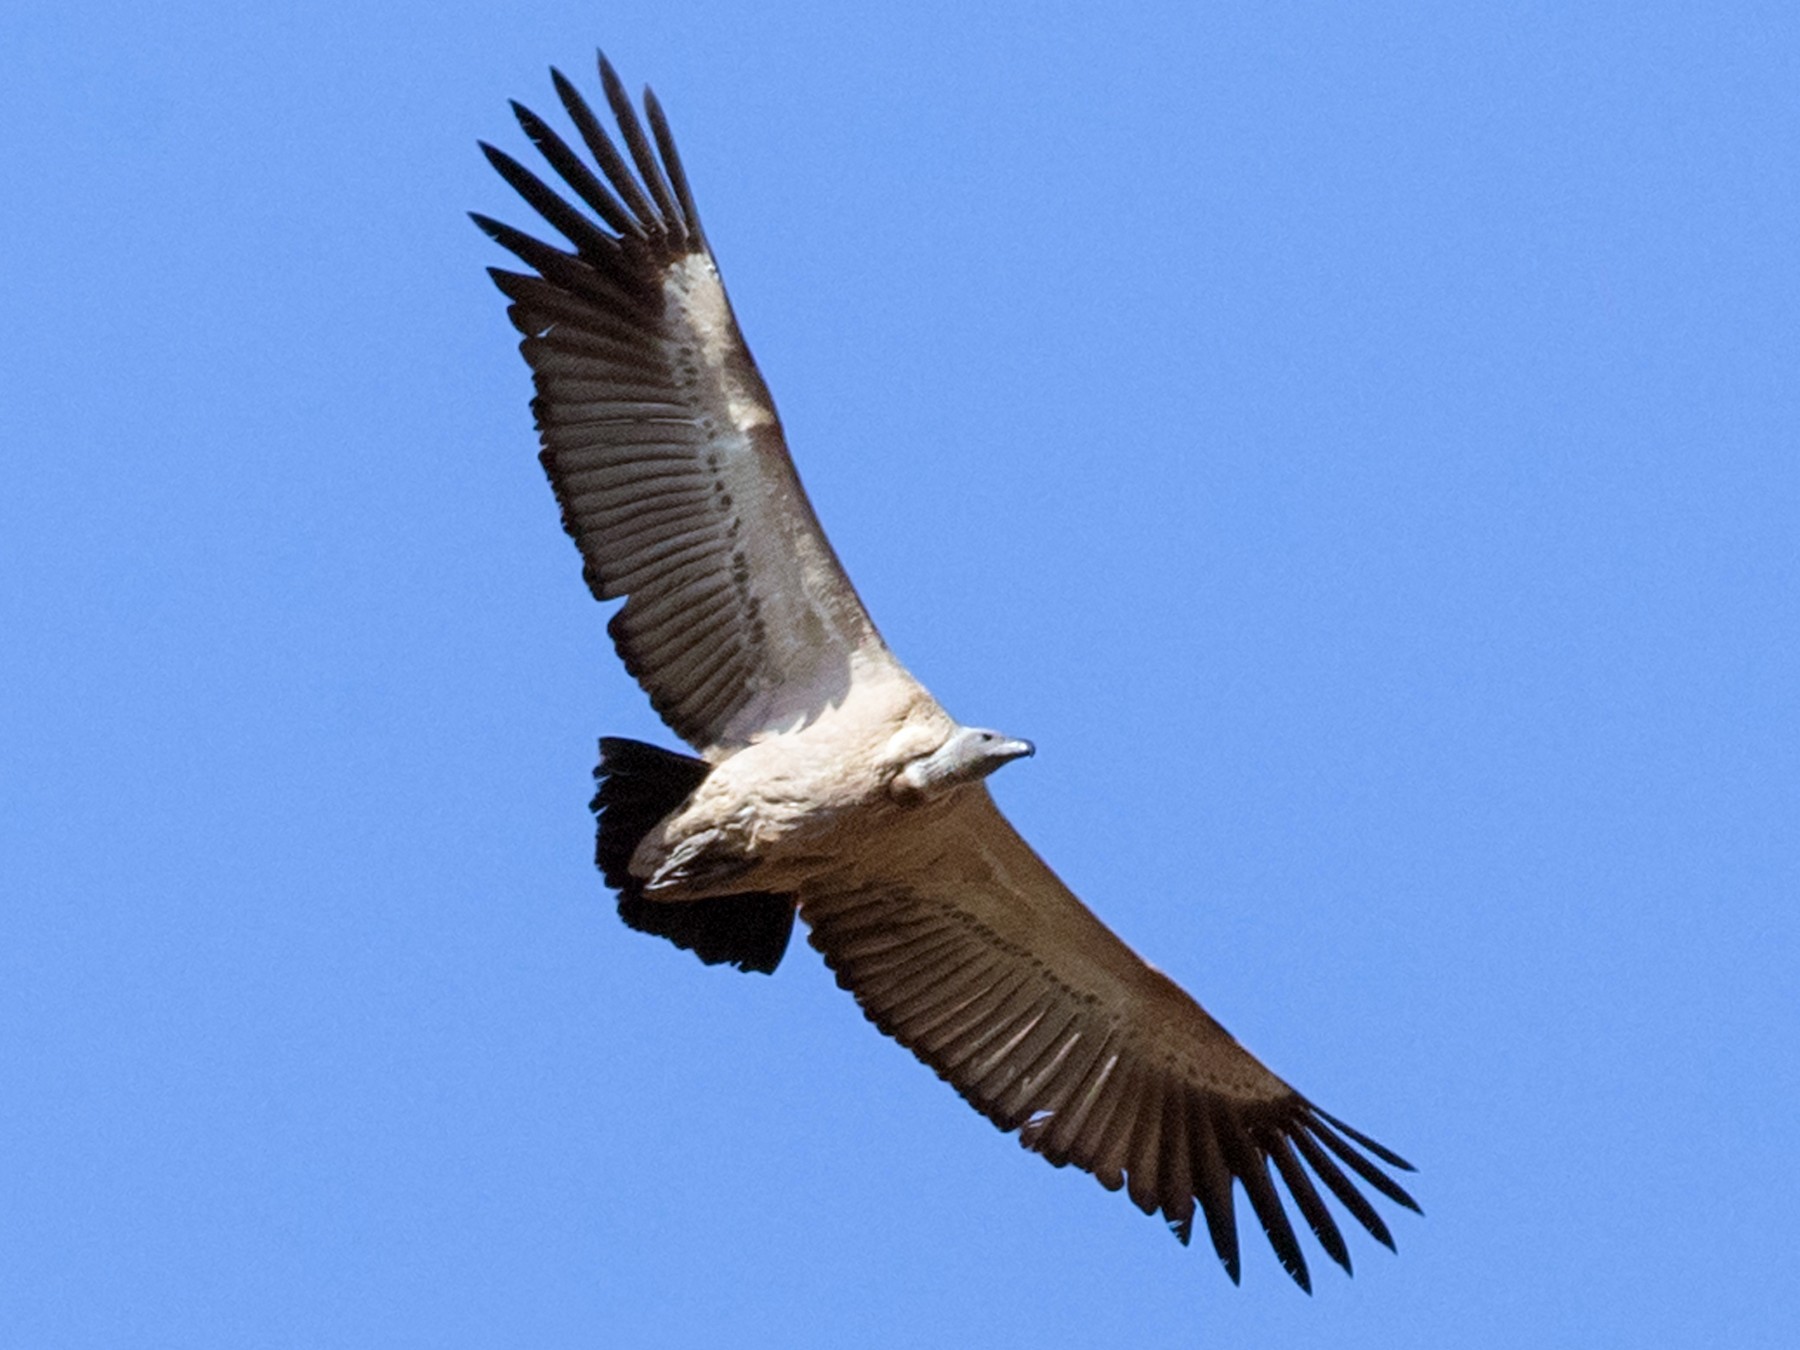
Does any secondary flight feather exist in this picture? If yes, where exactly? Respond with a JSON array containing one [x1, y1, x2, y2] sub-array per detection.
[[474, 54, 1419, 1289]]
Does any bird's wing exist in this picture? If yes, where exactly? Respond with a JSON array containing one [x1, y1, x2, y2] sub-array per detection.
[[798, 788, 1419, 1290], [474, 58, 896, 755]]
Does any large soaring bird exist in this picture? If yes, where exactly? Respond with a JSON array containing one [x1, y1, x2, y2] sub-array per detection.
[[474, 55, 1419, 1290]]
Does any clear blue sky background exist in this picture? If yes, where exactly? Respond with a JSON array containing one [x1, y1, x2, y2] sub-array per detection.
[[4, 2, 1796, 1345]]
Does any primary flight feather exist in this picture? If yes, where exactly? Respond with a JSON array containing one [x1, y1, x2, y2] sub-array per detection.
[[474, 54, 1419, 1290]]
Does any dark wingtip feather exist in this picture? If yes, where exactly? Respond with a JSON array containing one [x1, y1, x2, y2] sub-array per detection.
[[479, 140, 623, 260], [1233, 1143, 1313, 1290], [597, 50, 626, 105], [509, 96, 641, 240], [644, 86, 704, 241], [1314, 1107, 1418, 1172], [1266, 1132, 1353, 1275], [1308, 1116, 1423, 1215], [466, 213, 571, 281], [550, 64, 584, 109], [479, 143, 554, 218], [548, 60, 659, 240], [1286, 1124, 1398, 1251], [1205, 1196, 1242, 1284], [590, 58, 683, 243], [597, 53, 637, 146]]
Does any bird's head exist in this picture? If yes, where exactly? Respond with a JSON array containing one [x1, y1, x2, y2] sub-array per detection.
[[894, 725, 1036, 799]]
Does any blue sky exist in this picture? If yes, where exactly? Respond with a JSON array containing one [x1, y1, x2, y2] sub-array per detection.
[[4, 2, 1796, 1345]]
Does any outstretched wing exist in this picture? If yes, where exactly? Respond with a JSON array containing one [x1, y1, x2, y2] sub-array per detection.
[[798, 790, 1419, 1290], [474, 57, 893, 755]]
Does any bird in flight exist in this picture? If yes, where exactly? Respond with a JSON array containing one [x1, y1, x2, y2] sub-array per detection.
[[474, 55, 1419, 1290]]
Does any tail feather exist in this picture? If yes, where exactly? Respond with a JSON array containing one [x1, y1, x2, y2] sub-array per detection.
[[591, 737, 795, 975]]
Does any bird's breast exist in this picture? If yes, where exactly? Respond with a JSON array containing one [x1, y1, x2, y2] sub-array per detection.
[[639, 677, 954, 896]]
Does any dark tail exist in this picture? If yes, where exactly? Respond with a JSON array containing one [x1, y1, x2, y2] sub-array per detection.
[[591, 737, 795, 975]]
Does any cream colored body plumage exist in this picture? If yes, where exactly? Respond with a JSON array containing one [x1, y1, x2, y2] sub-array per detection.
[[634, 666, 953, 899]]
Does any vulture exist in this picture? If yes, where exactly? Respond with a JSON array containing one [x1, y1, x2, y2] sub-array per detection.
[[474, 55, 1419, 1290]]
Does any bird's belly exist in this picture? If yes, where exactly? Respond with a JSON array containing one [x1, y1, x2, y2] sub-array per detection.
[[635, 743, 902, 899]]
